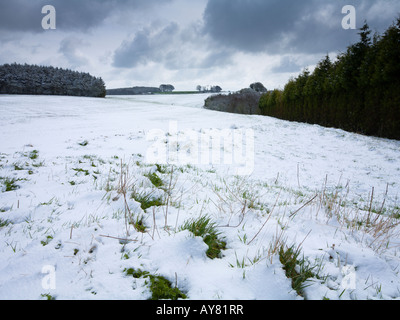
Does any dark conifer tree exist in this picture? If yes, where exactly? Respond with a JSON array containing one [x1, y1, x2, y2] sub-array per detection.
[[259, 18, 400, 140], [0, 63, 106, 98]]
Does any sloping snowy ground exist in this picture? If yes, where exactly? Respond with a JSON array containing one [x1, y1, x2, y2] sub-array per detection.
[[0, 94, 400, 300]]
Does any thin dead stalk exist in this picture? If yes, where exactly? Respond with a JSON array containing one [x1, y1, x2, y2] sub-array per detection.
[[99, 234, 137, 242], [163, 166, 175, 227], [366, 187, 375, 226], [117, 159, 134, 236], [289, 194, 318, 218], [152, 206, 161, 240], [267, 224, 288, 263], [248, 191, 281, 245], [218, 200, 248, 229], [297, 163, 301, 189]]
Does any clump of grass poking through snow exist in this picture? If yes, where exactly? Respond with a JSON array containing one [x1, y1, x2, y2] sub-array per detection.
[[0, 219, 11, 228], [124, 268, 187, 300], [145, 172, 164, 188], [279, 244, 323, 298], [131, 215, 147, 233], [0, 177, 21, 192], [180, 216, 226, 259], [78, 140, 89, 147], [131, 191, 164, 211], [28, 150, 39, 160]]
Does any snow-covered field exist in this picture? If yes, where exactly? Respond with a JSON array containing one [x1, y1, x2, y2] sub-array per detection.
[[1, 94, 400, 300]]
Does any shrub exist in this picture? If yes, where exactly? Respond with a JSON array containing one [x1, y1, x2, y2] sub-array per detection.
[[204, 89, 262, 115]]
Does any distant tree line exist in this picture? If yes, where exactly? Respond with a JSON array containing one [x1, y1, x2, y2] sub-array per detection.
[[196, 85, 222, 93], [0, 63, 106, 97], [107, 86, 161, 95], [107, 84, 175, 95], [259, 18, 400, 140]]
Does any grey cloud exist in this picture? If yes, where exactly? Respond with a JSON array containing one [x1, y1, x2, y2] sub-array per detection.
[[113, 29, 152, 68], [113, 23, 180, 68], [271, 56, 303, 74], [113, 21, 233, 70], [203, 0, 400, 55], [0, 0, 171, 32], [0, 0, 44, 32], [59, 37, 89, 68], [203, 0, 306, 52], [198, 50, 233, 69]]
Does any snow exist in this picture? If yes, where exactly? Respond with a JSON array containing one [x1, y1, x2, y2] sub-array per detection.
[[0, 94, 400, 300]]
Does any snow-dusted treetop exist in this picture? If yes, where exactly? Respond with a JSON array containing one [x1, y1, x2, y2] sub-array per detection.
[[0, 63, 106, 98]]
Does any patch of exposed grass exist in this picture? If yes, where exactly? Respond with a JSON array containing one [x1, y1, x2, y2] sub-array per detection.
[[78, 140, 89, 147], [13, 163, 25, 171], [0, 219, 11, 228], [279, 245, 323, 298], [72, 168, 90, 176], [145, 172, 164, 188], [41, 235, 54, 246], [124, 268, 187, 300], [28, 150, 39, 160], [0, 177, 21, 192], [180, 215, 226, 259], [40, 293, 56, 300], [32, 161, 45, 168], [155, 164, 168, 174], [131, 191, 164, 211], [131, 215, 147, 233]]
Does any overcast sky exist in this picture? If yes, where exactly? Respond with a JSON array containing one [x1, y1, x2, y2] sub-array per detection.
[[0, 0, 399, 91]]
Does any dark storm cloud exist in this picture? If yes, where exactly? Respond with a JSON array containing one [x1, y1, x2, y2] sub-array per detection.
[[113, 22, 180, 68], [0, 0, 171, 32], [112, 0, 400, 70], [203, 0, 400, 54], [203, 0, 307, 52], [112, 21, 234, 70]]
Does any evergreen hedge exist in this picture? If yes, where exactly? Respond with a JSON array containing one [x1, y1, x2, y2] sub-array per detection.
[[260, 19, 400, 140]]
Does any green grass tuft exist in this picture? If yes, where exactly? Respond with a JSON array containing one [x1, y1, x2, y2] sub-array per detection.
[[180, 215, 226, 259], [72, 168, 90, 176], [124, 268, 187, 300], [131, 191, 164, 211], [0, 219, 11, 228], [41, 235, 54, 246], [131, 215, 147, 233], [29, 150, 39, 160], [78, 141, 89, 147], [145, 172, 164, 188], [279, 245, 323, 297], [0, 177, 21, 192]]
